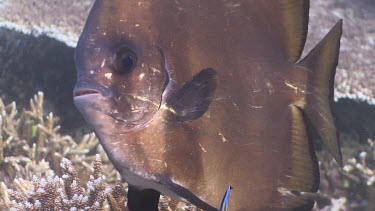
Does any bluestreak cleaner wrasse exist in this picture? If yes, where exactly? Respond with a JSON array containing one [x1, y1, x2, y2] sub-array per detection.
[[220, 185, 233, 211]]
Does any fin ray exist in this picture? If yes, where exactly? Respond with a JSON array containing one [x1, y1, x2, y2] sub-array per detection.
[[278, 0, 310, 62], [279, 105, 319, 210], [298, 20, 343, 165]]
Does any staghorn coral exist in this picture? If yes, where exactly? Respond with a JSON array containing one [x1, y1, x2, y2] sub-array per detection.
[[0, 92, 118, 209], [158, 196, 202, 211], [2, 155, 198, 211], [313, 139, 375, 211], [0, 92, 117, 183], [2, 155, 127, 210]]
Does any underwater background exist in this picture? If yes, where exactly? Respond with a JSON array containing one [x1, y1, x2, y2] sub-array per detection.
[[0, 0, 374, 210]]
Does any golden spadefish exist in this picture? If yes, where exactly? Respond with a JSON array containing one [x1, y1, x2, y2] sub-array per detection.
[[73, 0, 342, 210]]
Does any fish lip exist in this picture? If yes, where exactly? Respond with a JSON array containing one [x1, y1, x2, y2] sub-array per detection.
[[73, 89, 101, 97], [73, 80, 112, 98]]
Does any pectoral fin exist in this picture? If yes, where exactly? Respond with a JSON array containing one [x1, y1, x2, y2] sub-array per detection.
[[166, 68, 217, 122]]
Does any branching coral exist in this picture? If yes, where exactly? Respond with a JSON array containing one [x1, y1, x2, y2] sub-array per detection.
[[0, 92, 117, 183], [2, 155, 127, 210], [0, 92, 119, 209], [2, 155, 198, 211], [314, 139, 375, 210]]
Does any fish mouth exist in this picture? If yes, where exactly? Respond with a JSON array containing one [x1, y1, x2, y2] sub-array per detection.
[[73, 79, 112, 99], [73, 89, 101, 98]]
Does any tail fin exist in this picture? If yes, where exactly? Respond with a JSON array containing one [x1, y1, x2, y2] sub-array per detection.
[[298, 20, 343, 166]]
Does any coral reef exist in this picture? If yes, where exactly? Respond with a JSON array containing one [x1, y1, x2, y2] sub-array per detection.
[[0, 92, 119, 209], [314, 139, 375, 211], [0, 27, 85, 135], [2, 155, 127, 210], [0, 0, 93, 47], [0, 92, 117, 184], [0, 0, 373, 210]]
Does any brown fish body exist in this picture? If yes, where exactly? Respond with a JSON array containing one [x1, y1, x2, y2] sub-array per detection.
[[74, 1, 342, 210]]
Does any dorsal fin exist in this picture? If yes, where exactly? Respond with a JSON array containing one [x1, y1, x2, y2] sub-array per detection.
[[279, 0, 310, 63], [298, 20, 343, 166]]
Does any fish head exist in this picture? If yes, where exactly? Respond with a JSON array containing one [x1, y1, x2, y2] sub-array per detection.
[[73, 2, 218, 207], [74, 1, 167, 134], [73, 2, 192, 203]]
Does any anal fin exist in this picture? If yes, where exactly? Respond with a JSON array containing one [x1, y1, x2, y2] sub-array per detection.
[[279, 105, 319, 210]]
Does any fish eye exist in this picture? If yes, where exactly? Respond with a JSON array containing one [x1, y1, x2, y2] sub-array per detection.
[[115, 47, 137, 74]]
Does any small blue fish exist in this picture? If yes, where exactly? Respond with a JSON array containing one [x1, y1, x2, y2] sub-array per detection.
[[220, 185, 233, 211]]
